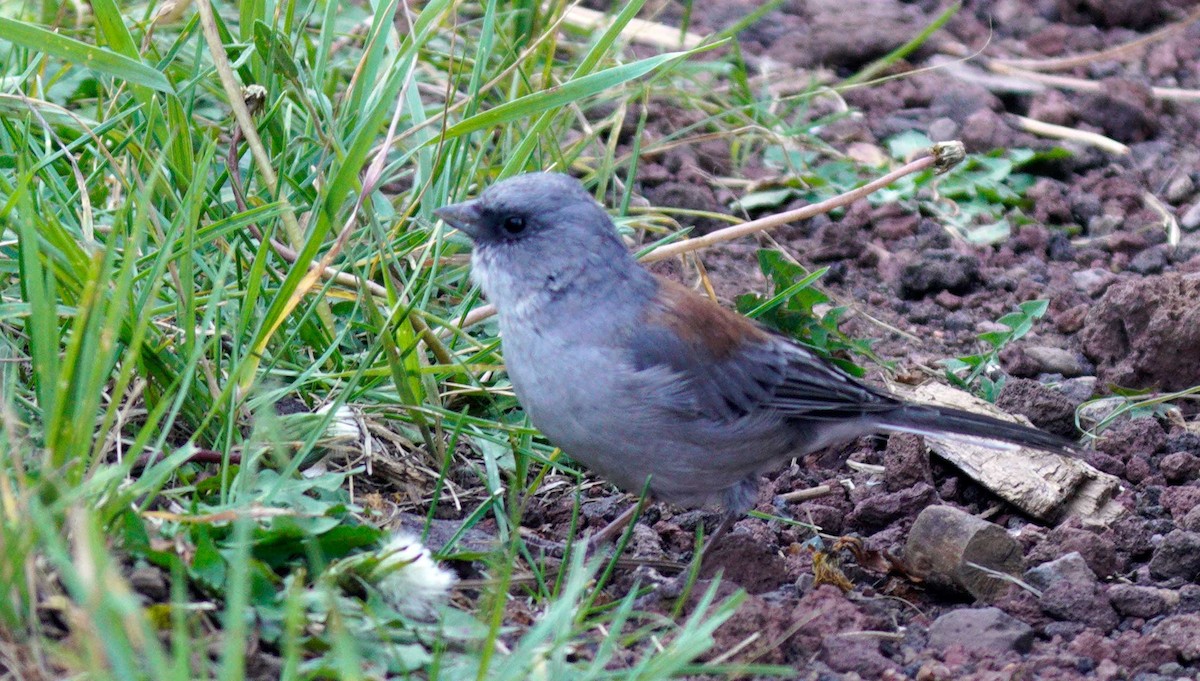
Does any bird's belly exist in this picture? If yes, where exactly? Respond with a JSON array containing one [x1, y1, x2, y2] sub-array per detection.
[[505, 336, 796, 506]]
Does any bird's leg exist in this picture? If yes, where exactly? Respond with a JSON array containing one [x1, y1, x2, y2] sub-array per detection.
[[634, 511, 741, 608]]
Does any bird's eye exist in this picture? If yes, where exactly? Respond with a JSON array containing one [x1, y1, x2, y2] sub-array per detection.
[[501, 215, 526, 235]]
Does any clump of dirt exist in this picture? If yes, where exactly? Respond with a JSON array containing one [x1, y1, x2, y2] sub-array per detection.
[[1078, 272, 1200, 391]]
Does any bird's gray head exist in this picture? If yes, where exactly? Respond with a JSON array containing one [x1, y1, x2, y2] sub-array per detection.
[[436, 172, 643, 314]]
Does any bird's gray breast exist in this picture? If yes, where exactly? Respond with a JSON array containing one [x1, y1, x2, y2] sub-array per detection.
[[495, 303, 800, 505]]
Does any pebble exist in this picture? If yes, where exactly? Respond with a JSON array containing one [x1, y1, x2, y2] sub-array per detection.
[[1128, 246, 1168, 275], [927, 607, 1034, 654], [1088, 214, 1124, 237], [1072, 268, 1118, 297], [1021, 345, 1091, 377], [1148, 530, 1200, 581], [1181, 202, 1200, 232], [1165, 175, 1195, 204], [1025, 552, 1097, 591], [1039, 579, 1120, 632], [1149, 615, 1200, 662], [1108, 584, 1172, 619]]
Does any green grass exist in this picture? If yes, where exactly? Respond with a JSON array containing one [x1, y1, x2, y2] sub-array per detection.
[[0, 0, 999, 678], [0, 1, 794, 677]]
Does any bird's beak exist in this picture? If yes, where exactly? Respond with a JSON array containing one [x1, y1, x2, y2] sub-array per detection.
[[435, 199, 483, 239]]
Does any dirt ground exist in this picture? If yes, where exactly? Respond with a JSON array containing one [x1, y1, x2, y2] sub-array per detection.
[[506, 1, 1200, 678]]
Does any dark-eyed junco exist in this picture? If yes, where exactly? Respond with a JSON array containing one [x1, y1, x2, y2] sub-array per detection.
[[436, 172, 1076, 545]]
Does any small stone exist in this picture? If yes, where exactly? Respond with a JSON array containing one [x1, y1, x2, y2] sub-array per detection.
[[898, 250, 981, 299], [1165, 175, 1195, 204], [1025, 552, 1096, 592], [883, 434, 933, 492], [1108, 584, 1170, 619], [129, 566, 170, 602], [819, 636, 898, 677], [1149, 614, 1200, 662], [1178, 585, 1200, 614], [1180, 202, 1200, 232], [1057, 377, 1097, 405], [1087, 214, 1124, 237], [1128, 246, 1168, 275], [1027, 525, 1121, 578], [1096, 418, 1167, 459], [927, 607, 1034, 655], [928, 117, 958, 142], [1159, 452, 1200, 484], [1072, 268, 1118, 297], [995, 377, 1077, 437], [1021, 346, 1091, 378], [1149, 530, 1200, 581], [848, 483, 936, 531], [1181, 506, 1200, 533], [933, 290, 962, 310], [1039, 580, 1120, 632]]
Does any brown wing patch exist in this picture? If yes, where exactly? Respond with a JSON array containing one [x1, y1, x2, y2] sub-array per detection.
[[646, 277, 769, 359]]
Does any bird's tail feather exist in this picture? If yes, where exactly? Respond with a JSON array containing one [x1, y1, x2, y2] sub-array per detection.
[[876, 404, 1078, 455]]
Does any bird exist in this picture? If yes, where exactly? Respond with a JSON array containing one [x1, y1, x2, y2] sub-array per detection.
[[435, 172, 1077, 550]]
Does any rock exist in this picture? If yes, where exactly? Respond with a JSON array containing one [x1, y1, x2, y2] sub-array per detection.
[[818, 636, 899, 677], [1149, 530, 1200, 581], [995, 378, 1078, 437], [1020, 346, 1091, 378], [1181, 202, 1200, 232], [1024, 552, 1096, 592], [648, 182, 726, 235], [1148, 614, 1200, 662], [1079, 273, 1200, 391], [1128, 246, 1169, 275], [1095, 418, 1166, 460], [1165, 175, 1195, 204], [1086, 214, 1123, 238], [898, 250, 981, 299], [927, 607, 1034, 655], [883, 434, 933, 492], [1179, 585, 1200, 614], [848, 483, 936, 531], [1166, 431, 1200, 455], [928, 117, 958, 142], [1027, 524, 1121, 578], [627, 523, 663, 560], [1072, 267, 1117, 297], [1071, 0, 1165, 29], [1159, 453, 1200, 484], [1181, 506, 1200, 533], [1028, 90, 1077, 127], [1039, 579, 1120, 632], [1107, 584, 1171, 619], [802, 0, 922, 70], [961, 109, 1014, 152], [129, 566, 170, 602], [699, 533, 790, 594], [1161, 487, 1200, 522], [1078, 79, 1158, 143]]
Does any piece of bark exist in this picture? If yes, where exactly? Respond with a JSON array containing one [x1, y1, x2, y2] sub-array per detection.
[[906, 505, 1024, 602], [895, 382, 1125, 526]]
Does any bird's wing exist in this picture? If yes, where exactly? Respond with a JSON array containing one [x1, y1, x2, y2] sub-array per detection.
[[627, 277, 898, 422]]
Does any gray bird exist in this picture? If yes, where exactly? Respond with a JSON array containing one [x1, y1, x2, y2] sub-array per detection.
[[436, 172, 1075, 546]]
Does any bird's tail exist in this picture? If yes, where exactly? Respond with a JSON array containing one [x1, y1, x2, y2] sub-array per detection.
[[875, 404, 1078, 455]]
